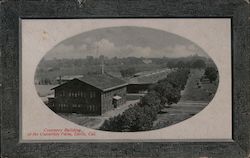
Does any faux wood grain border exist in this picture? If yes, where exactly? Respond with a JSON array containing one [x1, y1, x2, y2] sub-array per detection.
[[1, 1, 249, 157]]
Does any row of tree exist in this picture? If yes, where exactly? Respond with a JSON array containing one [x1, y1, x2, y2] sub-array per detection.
[[167, 59, 206, 69], [38, 55, 209, 72], [100, 69, 190, 132]]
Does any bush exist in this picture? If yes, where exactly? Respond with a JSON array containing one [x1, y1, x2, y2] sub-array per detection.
[[100, 104, 155, 132], [141, 91, 161, 111]]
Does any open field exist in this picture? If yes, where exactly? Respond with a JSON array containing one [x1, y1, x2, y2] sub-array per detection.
[[153, 101, 208, 129]]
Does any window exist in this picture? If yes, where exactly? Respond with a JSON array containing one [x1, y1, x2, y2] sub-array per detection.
[[89, 105, 95, 112], [91, 91, 96, 98], [90, 91, 95, 98]]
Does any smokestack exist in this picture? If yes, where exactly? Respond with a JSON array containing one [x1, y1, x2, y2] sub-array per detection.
[[101, 60, 104, 74], [59, 75, 62, 84]]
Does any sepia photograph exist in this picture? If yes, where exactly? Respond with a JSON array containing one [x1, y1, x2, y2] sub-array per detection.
[[34, 25, 219, 132]]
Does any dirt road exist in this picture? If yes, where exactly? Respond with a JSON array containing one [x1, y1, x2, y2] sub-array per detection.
[[153, 69, 217, 129]]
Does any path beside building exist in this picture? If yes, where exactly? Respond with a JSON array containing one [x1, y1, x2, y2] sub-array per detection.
[[59, 99, 140, 130], [102, 99, 139, 118]]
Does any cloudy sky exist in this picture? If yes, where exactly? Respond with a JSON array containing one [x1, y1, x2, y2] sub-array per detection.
[[44, 26, 208, 60]]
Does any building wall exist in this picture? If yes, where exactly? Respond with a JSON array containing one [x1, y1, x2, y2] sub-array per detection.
[[52, 80, 102, 115], [51, 79, 127, 115], [101, 86, 127, 114], [127, 83, 151, 93]]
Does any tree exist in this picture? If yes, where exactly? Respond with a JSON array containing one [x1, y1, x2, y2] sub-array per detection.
[[150, 82, 181, 106], [86, 56, 94, 64], [159, 69, 190, 90], [166, 60, 176, 68], [176, 61, 185, 68], [120, 67, 136, 77], [141, 91, 161, 117], [191, 59, 206, 69], [204, 67, 218, 83]]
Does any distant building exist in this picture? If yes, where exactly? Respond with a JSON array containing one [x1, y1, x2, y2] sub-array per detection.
[[49, 74, 127, 115], [127, 83, 151, 94], [128, 68, 172, 93]]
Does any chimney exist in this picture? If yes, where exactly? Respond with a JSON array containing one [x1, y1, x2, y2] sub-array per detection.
[[59, 75, 62, 84], [101, 60, 104, 74]]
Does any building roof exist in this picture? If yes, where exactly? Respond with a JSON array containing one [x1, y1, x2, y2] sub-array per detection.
[[52, 74, 128, 92], [113, 95, 122, 100], [129, 68, 173, 84], [56, 75, 84, 81], [78, 74, 127, 91]]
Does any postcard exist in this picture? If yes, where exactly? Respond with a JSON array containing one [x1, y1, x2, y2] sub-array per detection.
[[20, 18, 232, 142]]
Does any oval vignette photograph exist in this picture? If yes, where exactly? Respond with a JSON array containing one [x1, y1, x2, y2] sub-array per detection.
[[35, 26, 219, 132]]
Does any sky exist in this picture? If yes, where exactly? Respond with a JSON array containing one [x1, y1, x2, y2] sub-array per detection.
[[43, 26, 208, 60]]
